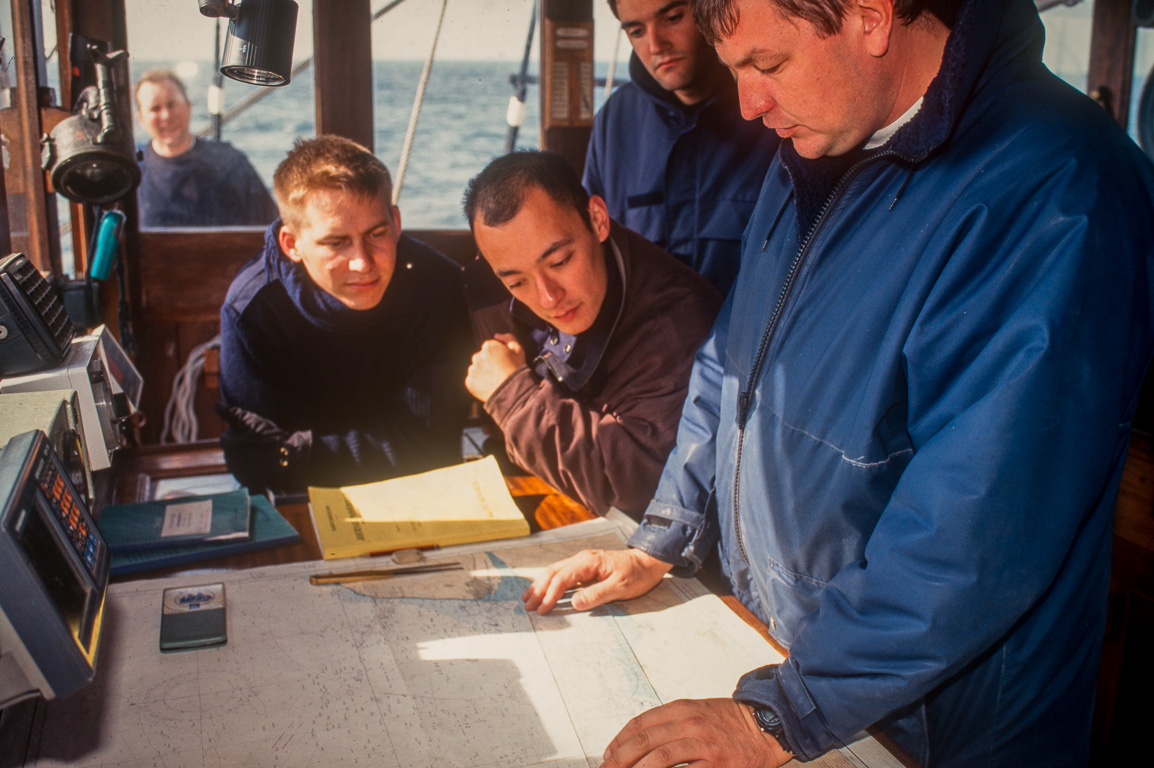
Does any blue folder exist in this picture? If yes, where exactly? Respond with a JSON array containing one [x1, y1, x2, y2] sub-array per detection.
[[109, 495, 300, 577]]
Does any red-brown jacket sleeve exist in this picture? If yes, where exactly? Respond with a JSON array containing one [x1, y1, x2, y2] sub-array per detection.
[[483, 226, 721, 516]]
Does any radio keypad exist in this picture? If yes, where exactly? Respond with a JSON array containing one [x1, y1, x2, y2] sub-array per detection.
[[35, 449, 101, 576]]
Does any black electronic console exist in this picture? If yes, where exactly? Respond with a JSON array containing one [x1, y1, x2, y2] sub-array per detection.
[[0, 254, 75, 377], [0, 429, 109, 707]]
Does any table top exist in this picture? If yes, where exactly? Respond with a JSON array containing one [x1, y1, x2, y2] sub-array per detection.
[[91, 439, 914, 766], [106, 440, 598, 578], [104, 441, 800, 653]]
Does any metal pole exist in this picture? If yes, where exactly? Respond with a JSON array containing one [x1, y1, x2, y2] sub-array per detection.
[[504, 1, 538, 154], [393, 0, 449, 203], [210, 19, 224, 141]]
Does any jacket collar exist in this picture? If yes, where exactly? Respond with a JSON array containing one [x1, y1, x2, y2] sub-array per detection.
[[627, 49, 737, 120], [883, 0, 1044, 163], [780, 0, 1045, 229], [511, 233, 627, 393]]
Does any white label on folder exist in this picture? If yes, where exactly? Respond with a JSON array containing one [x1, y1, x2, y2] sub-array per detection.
[[162, 583, 225, 614], [160, 501, 213, 538]]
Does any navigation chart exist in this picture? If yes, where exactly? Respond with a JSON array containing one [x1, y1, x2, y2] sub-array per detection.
[[15, 519, 897, 768]]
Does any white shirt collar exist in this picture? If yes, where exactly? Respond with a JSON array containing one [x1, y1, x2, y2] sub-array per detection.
[[864, 97, 924, 150]]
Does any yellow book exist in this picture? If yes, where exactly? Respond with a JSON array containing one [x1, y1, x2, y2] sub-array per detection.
[[308, 456, 530, 560]]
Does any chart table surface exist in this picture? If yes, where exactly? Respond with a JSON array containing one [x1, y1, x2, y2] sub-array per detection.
[[14, 519, 904, 768]]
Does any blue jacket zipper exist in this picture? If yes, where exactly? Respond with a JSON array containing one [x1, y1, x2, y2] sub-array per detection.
[[732, 151, 901, 578]]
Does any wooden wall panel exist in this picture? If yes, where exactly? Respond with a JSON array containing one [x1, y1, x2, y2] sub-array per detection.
[[136, 231, 265, 323], [539, 0, 594, 176], [1088, 0, 1138, 128], [132, 229, 265, 442], [313, 0, 374, 148]]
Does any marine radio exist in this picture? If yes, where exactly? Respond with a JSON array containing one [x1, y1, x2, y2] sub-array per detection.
[[1, 325, 141, 472], [0, 390, 91, 508], [0, 251, 142, 475], [0, 430, 109, 706]]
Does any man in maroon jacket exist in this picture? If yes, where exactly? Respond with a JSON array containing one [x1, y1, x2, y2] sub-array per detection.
[[463, 151, 721, 518]]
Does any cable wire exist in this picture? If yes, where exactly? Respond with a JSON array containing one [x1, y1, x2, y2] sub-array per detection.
[[604, 26, 623, 101], [161, 334, 221, 444], [393, 0, 449, 204]]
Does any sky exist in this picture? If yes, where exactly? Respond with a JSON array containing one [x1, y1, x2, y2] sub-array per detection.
[[117, 0, 1154, 103], [126, 0, 626, 64], [122, 1, 1109, 75]]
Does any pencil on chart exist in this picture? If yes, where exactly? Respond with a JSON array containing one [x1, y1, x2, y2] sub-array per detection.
[[309, 561, 464, 585]]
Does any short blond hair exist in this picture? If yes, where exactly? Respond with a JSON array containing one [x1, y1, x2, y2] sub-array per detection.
[[134, 69, 190, 109], [272, 136, 393, 230]]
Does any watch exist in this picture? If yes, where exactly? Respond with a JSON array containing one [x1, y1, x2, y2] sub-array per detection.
[[750, 704, 793, 754], [745, 663, 794, 755]]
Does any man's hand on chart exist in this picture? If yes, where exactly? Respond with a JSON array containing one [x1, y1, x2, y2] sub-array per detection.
[[521, 548, 672, 614], [466, 333, 527, 402], [599, 698, 792, 768]]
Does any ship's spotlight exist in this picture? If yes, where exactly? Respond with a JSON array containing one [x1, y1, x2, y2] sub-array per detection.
[[199, 0, 298, 87], [41, 46, 139, 205]]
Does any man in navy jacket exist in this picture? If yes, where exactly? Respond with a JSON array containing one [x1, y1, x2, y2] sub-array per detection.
[[584, 0, 777, 296], [523, 1, 1154, 766], [218, 136, 470, 493]]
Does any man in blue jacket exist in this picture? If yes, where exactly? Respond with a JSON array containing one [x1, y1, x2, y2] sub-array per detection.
[[584, 0, 778, 296], [218, 136, 471, 493], [523, 1, 1154, 766]]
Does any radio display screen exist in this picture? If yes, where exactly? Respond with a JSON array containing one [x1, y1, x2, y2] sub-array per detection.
[[11, 496, 92, 651]]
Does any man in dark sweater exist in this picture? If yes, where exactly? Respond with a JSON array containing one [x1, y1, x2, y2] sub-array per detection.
[[463, 151, 721, 518], [135, 70, 277, 228], [218, 136, 471, 493]]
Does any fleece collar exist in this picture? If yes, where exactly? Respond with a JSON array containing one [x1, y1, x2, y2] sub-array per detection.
[[780, 0, 1046, 232], [263, 218, 397, 333], [627, 48, 737, 121]]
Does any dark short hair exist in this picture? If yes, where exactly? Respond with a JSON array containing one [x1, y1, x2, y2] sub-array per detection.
[[463, 151, 592, 232], [695, 0, 960, 42], [610, 0, 701, 21], [273, 135, 393, 230], [134, 69, 190, 108]]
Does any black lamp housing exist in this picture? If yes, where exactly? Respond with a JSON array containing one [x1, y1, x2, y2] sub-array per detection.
[[200, 0, 299, 87], [1137, 0, 1154, 27], [40, 46, 140, 206]]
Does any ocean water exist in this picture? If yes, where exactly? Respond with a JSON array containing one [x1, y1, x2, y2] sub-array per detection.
[[132, 59, 620, 230], [136, 54, 1138, 230]]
